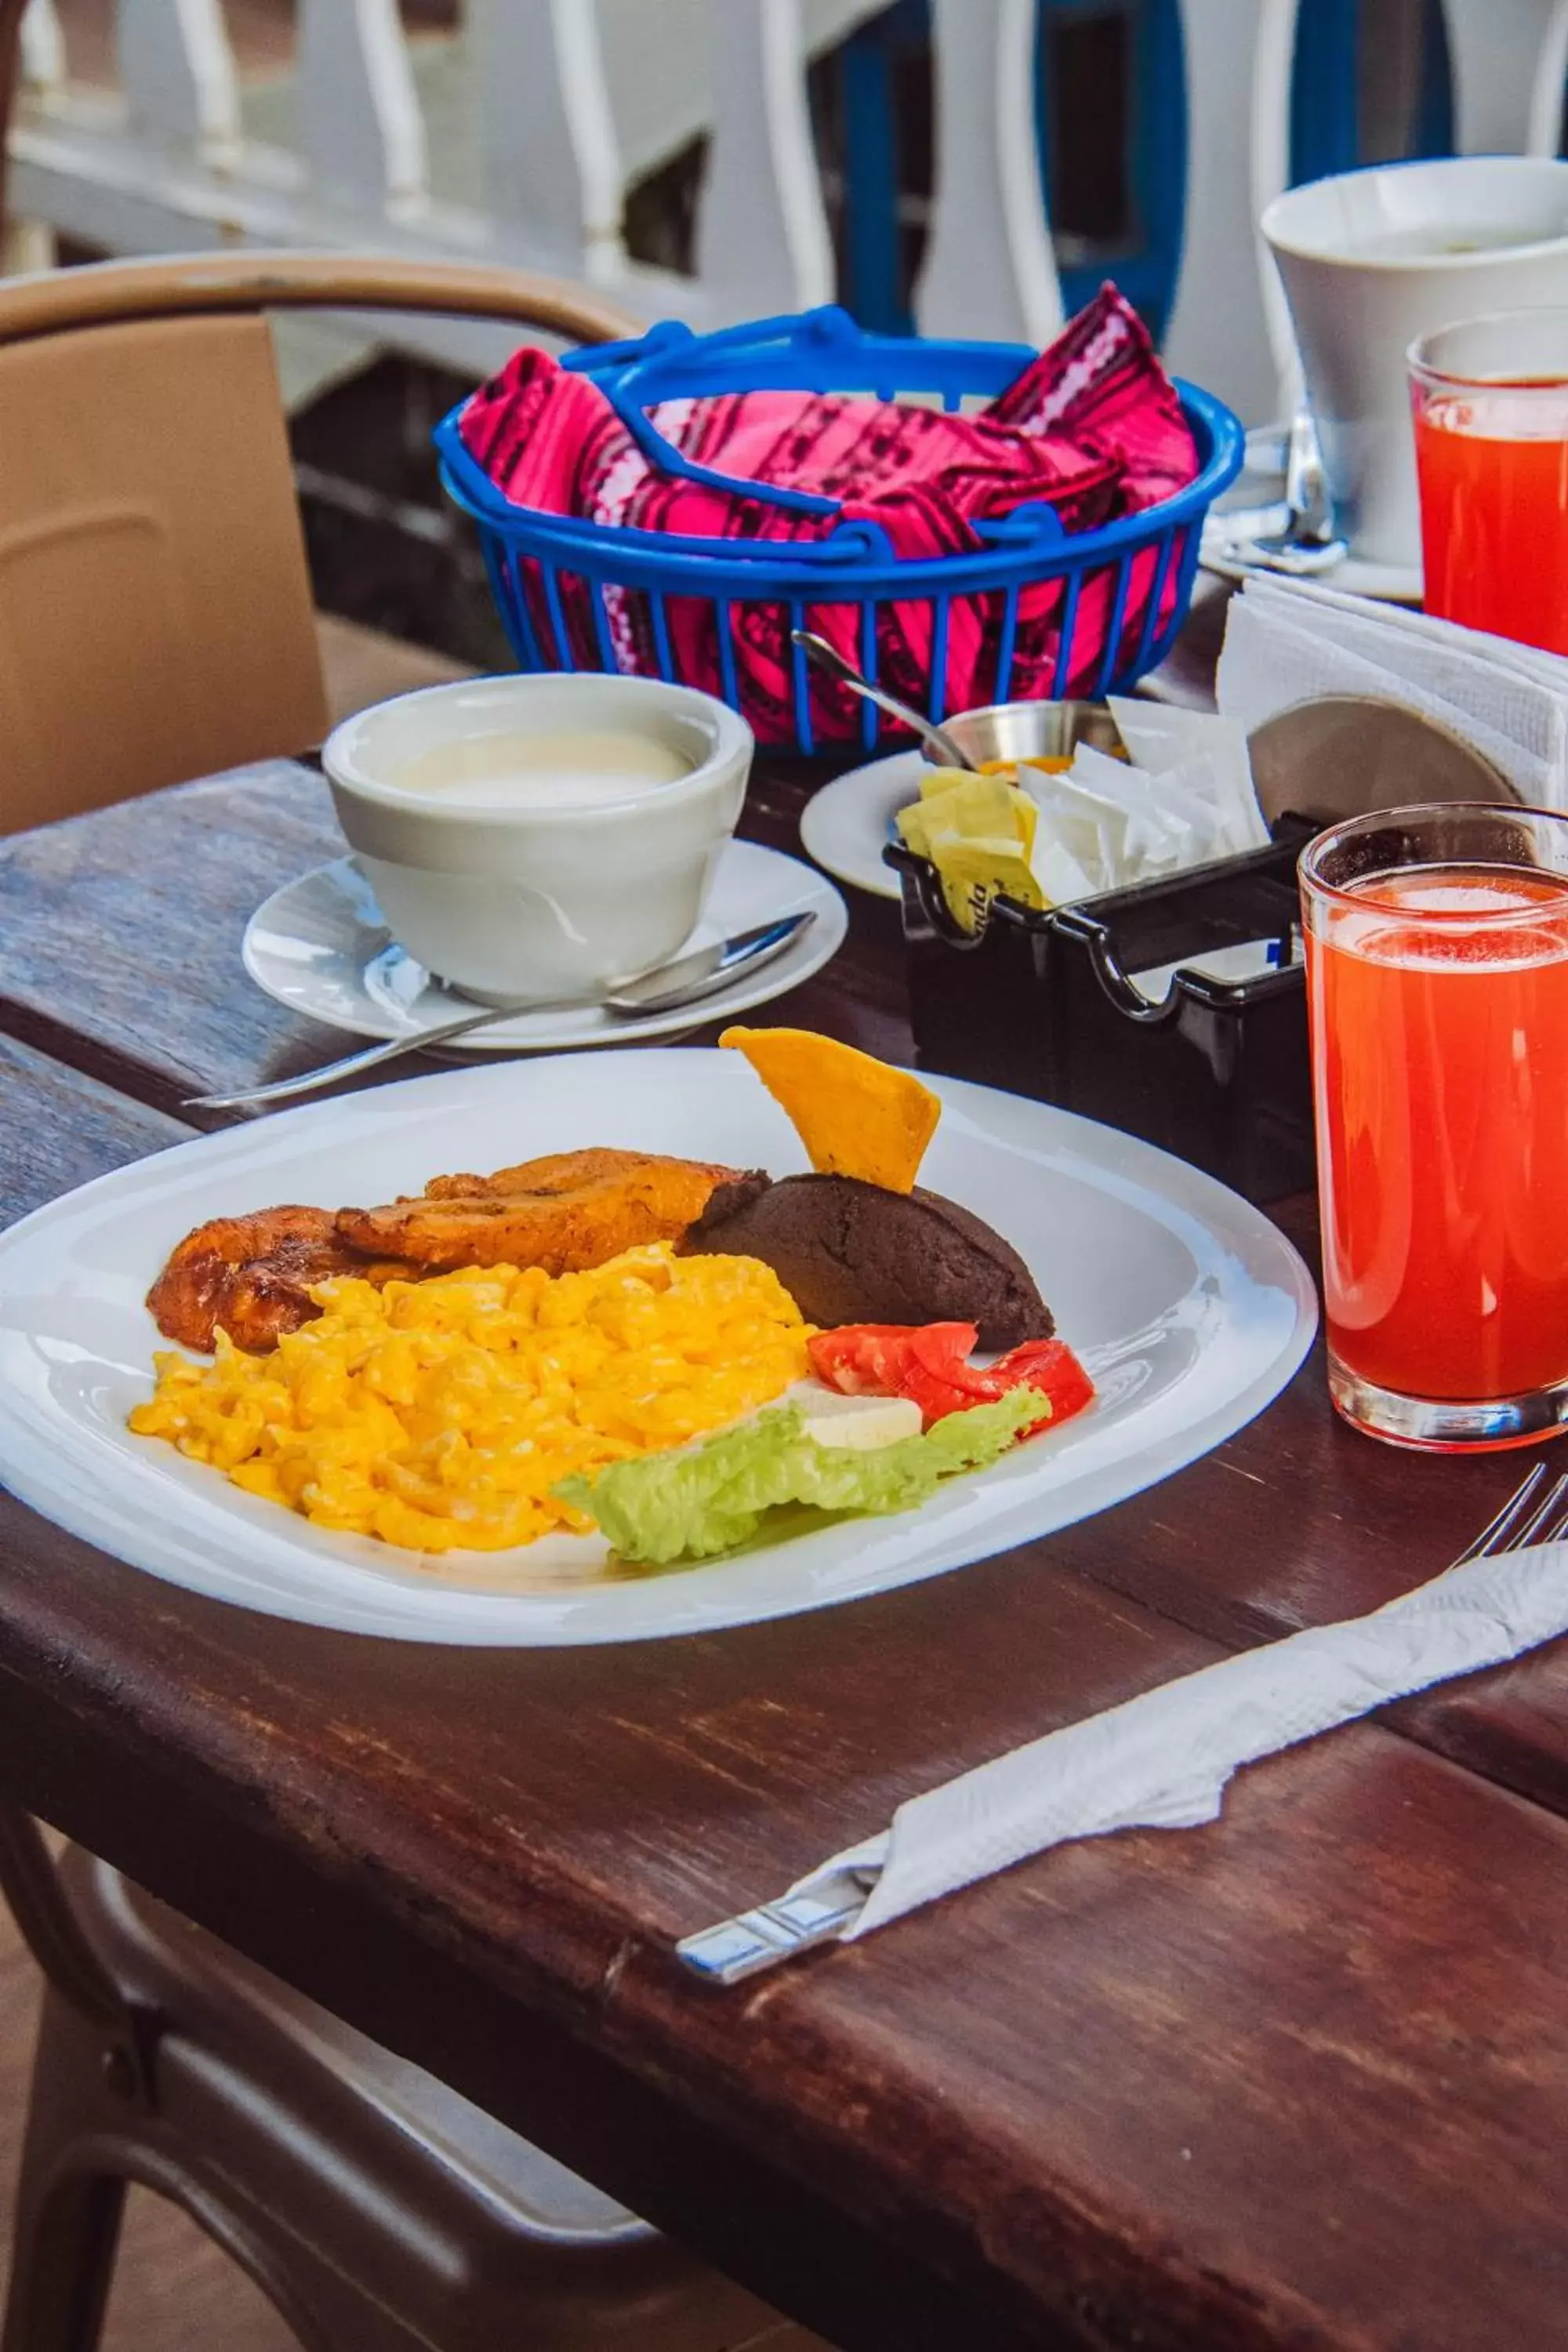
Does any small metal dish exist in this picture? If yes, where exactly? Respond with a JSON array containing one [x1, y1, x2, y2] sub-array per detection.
[[921, 699, 1124, 770]]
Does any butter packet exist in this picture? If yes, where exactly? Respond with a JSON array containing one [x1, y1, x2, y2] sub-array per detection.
[[925, 833, 1044, 934], [897, 770, 1045, 933], [916, 767, 1037, 848]]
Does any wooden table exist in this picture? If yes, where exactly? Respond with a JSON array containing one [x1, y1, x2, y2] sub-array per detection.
[[5, 750, 1568, 2352]]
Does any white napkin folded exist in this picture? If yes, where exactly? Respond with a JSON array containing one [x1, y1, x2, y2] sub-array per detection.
[[765, 1536, 1568, 1945], [1012, 697, 1269, 906], [1215, 575, 1568, 807]]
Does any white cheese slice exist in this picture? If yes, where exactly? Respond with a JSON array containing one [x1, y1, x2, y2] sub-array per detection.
[[788, 1384, 923, 1451]]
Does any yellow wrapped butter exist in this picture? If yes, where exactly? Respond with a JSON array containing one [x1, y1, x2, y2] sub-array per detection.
[[896, 768, 1045, 934]]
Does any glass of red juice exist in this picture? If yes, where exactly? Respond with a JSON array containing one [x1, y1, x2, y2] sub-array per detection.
[[1410, 309, 1568, 653], [1301, 804, 1568, 1450]]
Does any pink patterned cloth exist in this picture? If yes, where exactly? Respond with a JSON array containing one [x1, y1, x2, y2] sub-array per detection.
[[459, 286, 1199, 744]]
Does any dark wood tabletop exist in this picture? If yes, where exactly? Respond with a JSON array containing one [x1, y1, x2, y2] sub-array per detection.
[[5, 732, 1568, 2352]]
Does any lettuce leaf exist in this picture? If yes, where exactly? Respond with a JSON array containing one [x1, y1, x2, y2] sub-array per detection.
[[556, 1388, 1044, 1566]]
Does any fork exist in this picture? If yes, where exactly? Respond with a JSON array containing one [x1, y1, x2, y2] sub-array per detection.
[[1452, 1462, 1568, 1566]]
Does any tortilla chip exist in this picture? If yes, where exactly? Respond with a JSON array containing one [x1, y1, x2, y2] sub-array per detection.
[[719, 1028, 942, 1194]]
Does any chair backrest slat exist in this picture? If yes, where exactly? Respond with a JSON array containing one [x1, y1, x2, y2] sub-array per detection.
[[1445, 0, 1567, 152], [297, 0, 430, 210], [915, 0, 1065, 347], [1162, 0, 1301, 434], [117, 0, 241, 162], [471, 0, 626, 283], [695, 0, 837, 318]]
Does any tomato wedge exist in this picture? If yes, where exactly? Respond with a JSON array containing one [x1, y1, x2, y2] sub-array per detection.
[[808, 1323, 976, 1398], [897, 1323, 1005, 1422], [986, 1338, 1096, 1436], [807, 1321, 1094, 1435]]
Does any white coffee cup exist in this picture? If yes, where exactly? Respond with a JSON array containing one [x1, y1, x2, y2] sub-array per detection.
[[323, 673, 752, 1004], [1262, 157, 1568, 570]]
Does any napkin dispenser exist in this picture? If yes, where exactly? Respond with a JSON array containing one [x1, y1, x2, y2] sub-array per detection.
[[889, 823, 1316, 1203]]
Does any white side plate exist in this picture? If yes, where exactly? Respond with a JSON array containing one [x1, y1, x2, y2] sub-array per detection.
[[799, 752, 923, 901], [0, 1053, 1317, 1646]]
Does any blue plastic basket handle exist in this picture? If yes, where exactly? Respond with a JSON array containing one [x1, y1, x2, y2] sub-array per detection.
[[557, 304, 1048, 526], [972, 499, 1067, 550], [564, 312, 844, 517]]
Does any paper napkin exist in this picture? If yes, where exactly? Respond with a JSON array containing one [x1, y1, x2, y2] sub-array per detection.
[[1215, 575, 1568, 806], [742, 1536, 1568, 1947], [1012, 701, 1269, 906]]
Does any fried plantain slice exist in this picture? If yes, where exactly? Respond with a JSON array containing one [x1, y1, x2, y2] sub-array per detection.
[[418, 1148, 668, 1204], [335, 1151, 764, 1274], [147, 1207, 414, 1354]]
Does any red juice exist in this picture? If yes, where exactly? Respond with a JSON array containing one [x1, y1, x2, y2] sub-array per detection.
[[1307, 864, 1568, 1404], [1415, 394, 1568, 653]]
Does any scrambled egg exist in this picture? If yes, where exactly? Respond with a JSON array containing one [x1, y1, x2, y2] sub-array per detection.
[[129, 1243, 811, 1553]]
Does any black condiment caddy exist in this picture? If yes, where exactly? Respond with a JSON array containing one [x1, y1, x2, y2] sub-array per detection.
[[889, 820, 1317, 1203]]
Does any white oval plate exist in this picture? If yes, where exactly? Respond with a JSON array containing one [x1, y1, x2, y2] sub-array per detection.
[[799, 751, 923, 902], [245, 841, 848, 1048], [0, 1052, 1316, 1646]]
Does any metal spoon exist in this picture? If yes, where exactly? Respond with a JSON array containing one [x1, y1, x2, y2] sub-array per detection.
[[1206, 404, 1350, 579], [187, 912, 815, 1112], [789, 630, 976, 768]]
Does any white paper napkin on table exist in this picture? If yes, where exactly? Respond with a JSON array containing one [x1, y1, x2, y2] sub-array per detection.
[[760, 1537, 1568, 1945], [1215, 575, 1568, 805]]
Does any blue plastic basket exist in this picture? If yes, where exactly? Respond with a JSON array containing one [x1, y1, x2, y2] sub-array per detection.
[[434, 306, 1243, 755]]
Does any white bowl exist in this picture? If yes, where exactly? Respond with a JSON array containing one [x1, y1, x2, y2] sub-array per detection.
[[323, 673, 753, 1004], [1262, 157, 1568, 568]]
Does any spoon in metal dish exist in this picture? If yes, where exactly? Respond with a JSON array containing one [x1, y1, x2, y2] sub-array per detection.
[[790, 630, 976, 768], [1207, 403, 1349, 579], [187, 912, 816, 1112]]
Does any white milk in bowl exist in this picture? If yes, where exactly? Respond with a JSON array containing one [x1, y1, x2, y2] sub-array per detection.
[[323, 673, 753, 1000], [390, 728, 695, 808], [1345, 222, 1568, 262]]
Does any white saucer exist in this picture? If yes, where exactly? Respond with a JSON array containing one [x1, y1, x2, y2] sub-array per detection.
[[244, 840, 848, 1050], [1200, 527, 1425, 604], [799, 750, 923, 902], [1201, 438, 1424, 604]]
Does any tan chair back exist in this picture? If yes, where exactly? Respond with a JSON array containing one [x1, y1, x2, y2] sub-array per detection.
[[0, 310, 326, 832], [0, 251, 640, 835]]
